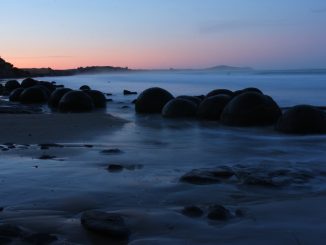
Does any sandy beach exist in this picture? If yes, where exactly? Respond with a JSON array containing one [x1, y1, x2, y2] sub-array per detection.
[[0, 113, 127, 144]]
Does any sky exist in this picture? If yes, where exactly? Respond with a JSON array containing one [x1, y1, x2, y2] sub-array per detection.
[[0, 0, 326, 69]]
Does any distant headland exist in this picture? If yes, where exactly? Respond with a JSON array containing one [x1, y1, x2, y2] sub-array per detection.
[[1, 56, 326, 79]]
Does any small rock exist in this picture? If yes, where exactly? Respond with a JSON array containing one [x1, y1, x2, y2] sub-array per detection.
[[38, 155, 56, 160], [107, 164, 124, 172], [180, 169, 220, 185], [101, 149, 123, 155], [181, 206, 204, 218], [0, 224, 23, 237], [207, 205, 231, 221], [22, 233, 58, 245], [235, 208, 246, 217], [123, 90, 137, 95], [81, 210, 130, 239]]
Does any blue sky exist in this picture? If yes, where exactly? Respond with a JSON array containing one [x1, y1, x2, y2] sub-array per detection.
[[0, 0, 325, 69]]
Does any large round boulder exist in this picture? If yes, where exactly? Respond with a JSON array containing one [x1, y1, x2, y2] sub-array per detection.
[[58, 90, 94, 112], [275, 105, 326, 134], [5, 80, 20, 92], [9, 88, 25, 102], [197, 94, 232, 120], [48, 88, 72, 108], [221, 92, 281, 126], [21, 78, 38, 88], [84, 90, 106, 108], [38, 81, 56, 92], [20, 86, 49, 104], [234, 87, 263, 97], [177, 95, 202, 106], [135, 87, 174, 113], [162, 98, 197, 118], [80, 85, 91, 91], [206, 89, 234, 98]]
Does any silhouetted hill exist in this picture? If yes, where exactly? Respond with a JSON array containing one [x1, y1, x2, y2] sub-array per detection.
[[205, 65, 254, 72], [0, 57, 30, 78]]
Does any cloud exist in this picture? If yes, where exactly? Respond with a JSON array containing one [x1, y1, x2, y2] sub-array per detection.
[[199, 19, 288, 34]]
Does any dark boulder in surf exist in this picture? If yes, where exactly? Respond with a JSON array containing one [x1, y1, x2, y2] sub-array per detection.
[[221, 92, 281, 126], [162, 98, 197, 118], [275, 105, 326, 134], [20, 86, 49, 104], [59, 90, 94, 112], [79, 85, 91, 91], [5, 80, 20, 92], [176, 95, 202, 106], [48, 88, 72, 108], [84, 90, 106, 108], [207, 205, 232, 221], [9, 88, 24, 102], [206, 89, 234, 98], [197, 94, 232, 120], [135, 87, 174, 113], [234, 87, 263, 97], [38, 81, 56, 92], [21, 78, 38, 88], [123, 90, 137, 95]]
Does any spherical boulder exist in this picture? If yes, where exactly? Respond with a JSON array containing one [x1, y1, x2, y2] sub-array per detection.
[[135, 87, 174, 113], [177, 95, 202, 106], [221, 92, 281, 126], [58, 90, 94, 112], [80, 85, 91, 91], [20, 86, 49, 104], [38, 81, 56, 92], [9, 88, 25, 102], [197, 94, 232, 120], [33, 85, 51, 97], [84, 90, 106, 108], [234, 87, 263, 97], [5, 80, 20, 92], [21, 78, 38, 88], [206, 89, 234, 98], [275, 105, 326, 134], [48, 88, 72, 108], [162, 98, 197, 118]]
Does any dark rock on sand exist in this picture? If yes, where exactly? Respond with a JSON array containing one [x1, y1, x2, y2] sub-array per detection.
[[0, 224, 23, 237], [101, 149, 123, 154], [275, 105, 326, 134], [39, 155, 56, 160], [84, 90, 106, 108], [21, 78, 38, 88], [162, 98, 197, 118], [197, 94, 232, 120], [176, 96, 202, 106], [207, 205, 231, 221], [5, 80, 20, 92], [234, 87, 263, 97], [135, 87, 174, 113], [59, 90, 94, 112], [180, 166, 234, 185], [81, 210, 130, 239], [107, 164, 124, 172], [123, 90, 137, 95], [181, 206, 204, 218], [80, 85, 91, 91], [207, 89, 234, 98], [9, 88, 24, 102], [221, 92, 282, 126], [20, 86, 49, 104], [48, 88, 72, 108], [22, 233, 58, 244]]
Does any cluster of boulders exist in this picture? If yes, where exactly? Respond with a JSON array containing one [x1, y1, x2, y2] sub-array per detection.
[[135, 87, 326, 134], [1, 78, 107, 112]]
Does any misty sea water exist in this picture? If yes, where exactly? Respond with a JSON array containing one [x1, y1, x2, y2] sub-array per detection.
[[1, 71, 326, 244]]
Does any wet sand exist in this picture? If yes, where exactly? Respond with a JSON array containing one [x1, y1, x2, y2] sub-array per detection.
[[0, 113, 127, 144]]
